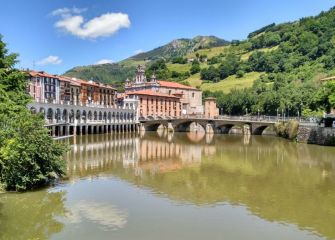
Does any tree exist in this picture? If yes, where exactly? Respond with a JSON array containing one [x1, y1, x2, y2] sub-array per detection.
[[0, 36, 67, 191], [190, 60, 201, 74]]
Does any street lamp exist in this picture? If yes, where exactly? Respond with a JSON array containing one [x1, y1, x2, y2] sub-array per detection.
[[257, 109, 260, 120], [277, 108, 279, 121]]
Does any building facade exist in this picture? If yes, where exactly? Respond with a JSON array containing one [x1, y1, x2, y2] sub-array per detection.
[[27, 71, 117, 107], [204, 97, 219, 118], [26, 70, 138, 137], [125, 90, 181, 118], [125, 65, 203, 115]]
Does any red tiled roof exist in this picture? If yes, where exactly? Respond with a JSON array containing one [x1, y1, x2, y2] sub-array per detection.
[[27, 70, 115, 89], [157, 80, 199, 90], [126, 90, 180, 99], [28, 71, 58, 79], [58, 76, 71, 82]]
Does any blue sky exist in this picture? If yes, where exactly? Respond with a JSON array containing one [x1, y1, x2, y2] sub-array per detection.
[[1, 0, 335, 74]]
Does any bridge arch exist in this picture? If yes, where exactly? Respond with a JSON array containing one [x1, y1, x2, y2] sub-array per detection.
[[174, 121, 206, 133], [252, 125, 271, 135], [143, 122, 166, 132]]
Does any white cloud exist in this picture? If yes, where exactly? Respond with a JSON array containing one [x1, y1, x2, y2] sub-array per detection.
[[52, 7, 131, 39], [51, 7, 87, 17], [134, 49, 144, 54], [36, 56, 62, 66], [95, 59, 114, 65]]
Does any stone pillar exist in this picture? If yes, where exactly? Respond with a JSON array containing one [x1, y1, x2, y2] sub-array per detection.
[[52, 126, 56, 137], [139, 123, 146, 132], [243, 124, 251, 135], [60, 125, 63, 136], [167, 122, 174, 133], [205, 124, 214, 134]]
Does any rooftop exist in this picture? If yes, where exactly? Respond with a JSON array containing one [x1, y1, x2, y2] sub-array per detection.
[[157, 80, 199, 91], [126, 89, 181, 99]]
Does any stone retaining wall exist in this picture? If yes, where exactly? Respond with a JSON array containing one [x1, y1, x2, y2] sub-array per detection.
[[297, 125, 335, 146]]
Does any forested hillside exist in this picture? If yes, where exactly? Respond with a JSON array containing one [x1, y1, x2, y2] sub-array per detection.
[[64, 7, 335, 116]]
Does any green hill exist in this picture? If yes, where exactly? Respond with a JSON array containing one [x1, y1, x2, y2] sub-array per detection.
[[64, 36, 229, 86], [64, 7, 335, 115]]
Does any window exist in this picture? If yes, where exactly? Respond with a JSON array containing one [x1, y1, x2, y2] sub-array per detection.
[[192, 92, 195, 98]]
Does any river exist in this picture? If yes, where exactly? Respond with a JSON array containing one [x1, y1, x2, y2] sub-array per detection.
[[1, 132, 335, 240]]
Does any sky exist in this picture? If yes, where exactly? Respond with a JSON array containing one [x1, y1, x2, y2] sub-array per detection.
[[1, 0, 335, 74]]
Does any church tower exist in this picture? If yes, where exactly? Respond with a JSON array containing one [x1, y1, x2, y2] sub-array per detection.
[[135, 65, 146, 84]]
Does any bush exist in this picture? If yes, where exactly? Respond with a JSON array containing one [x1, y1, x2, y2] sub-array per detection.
[[275, 120, 299, 140], [236, 70, 245, 78], [0, 107, 67, 191]]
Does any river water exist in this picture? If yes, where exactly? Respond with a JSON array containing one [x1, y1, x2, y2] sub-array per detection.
[[1, 132, 335, 240]]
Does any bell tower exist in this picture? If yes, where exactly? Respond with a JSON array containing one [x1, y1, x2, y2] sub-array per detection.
[[135, 65, 146, 84]]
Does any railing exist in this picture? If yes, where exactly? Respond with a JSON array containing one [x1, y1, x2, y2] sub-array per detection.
[[32, 99, 135, 110], [139, 114, 321, 124]]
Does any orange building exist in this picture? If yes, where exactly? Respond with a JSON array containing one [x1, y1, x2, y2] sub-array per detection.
[[126, 90, 181, 118], [125, 65, 203, 115], [204, 97, 219, 118]]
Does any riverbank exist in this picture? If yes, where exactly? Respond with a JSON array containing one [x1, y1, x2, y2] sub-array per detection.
[[274, 120, 335, 146], [297, 125, 335, 146]]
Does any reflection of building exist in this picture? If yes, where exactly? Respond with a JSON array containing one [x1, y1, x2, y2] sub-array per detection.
[[65, 132, 218, 179], [124, 65, 203, 116]]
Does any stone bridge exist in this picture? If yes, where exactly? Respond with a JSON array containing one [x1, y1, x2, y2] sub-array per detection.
[[139, 116, 278, 135]]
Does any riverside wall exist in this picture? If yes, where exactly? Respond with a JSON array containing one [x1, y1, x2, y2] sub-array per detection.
[[297, 125, 335, 146]]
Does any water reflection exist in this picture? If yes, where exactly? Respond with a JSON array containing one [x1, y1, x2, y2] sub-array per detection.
[[67, 200, 127, 231], [63, 132, 335, 239], [0, 190, 67, 240]]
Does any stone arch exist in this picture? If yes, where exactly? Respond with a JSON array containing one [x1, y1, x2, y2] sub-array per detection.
[[99, 111, 103, 120], [252, 125, 270, 135], [30, 107, 37, 114], [108, 112, 112, 122], [55, 108, 61, 123], [174, 121, 206, 132], [47, 108, 54, 123], [112, 112, 116, 122], [120, 112, 124, 121], [116, 112, 120, 122], [103, 112, 107, 122], [69, 109, 75, 123], [62, 109, 68, 122], [39, 107, 45, 115], [143, 123, 166, 132], [82, 110, 87, 123], [216, 124, 235, 134], [88, 111, 93, 121], [76, 110, 81, 123], [94, 111, 98, 120]]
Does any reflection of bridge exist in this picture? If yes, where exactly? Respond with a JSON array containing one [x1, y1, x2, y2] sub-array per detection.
[[139, 116, 282, 135]]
